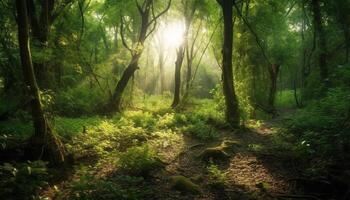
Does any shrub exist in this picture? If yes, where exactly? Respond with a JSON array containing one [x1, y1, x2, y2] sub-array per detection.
[[124, 111, 156, 130], [207, 163, 228, 188], [118, 145, 162, 176], [182, 120, 218, 141], [282, 87, 350, 169]]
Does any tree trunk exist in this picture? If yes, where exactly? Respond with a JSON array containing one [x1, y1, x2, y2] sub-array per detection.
[[311, 0, 328, 82], [344, 25, 349, 64], [110, 55, 141, 112], [217, 0, 240, 127], [172, 47, 185, 108], [185, 58, 192, 96], [267, 64, 280, 113], [159, 43, 166, 93], [27, 0, 55, 89], [16, 0, 65, 165]]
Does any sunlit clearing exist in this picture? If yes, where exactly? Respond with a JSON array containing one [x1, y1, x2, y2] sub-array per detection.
[[162, 21, 185, 48]]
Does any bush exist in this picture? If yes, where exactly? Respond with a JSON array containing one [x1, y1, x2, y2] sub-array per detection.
[[124, 111, 156, 130], [118, 145, 162, 176], [67, 119, 149, 158], [283, 87, 350, 168], [182, 120, 218, 141]]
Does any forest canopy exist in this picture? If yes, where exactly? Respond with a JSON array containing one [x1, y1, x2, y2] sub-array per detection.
[[0, 0, 349, 199]]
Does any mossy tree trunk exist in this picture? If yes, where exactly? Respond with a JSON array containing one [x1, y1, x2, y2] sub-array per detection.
[[172, 46, 185, 108], [217, 0, 240, 127], [16, 0, 65, 165]]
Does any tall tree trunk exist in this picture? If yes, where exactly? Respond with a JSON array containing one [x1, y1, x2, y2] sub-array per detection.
[[172, 47, 185, 108], [185, 54, 192, 94], [344, 25, 349, 64], [171, 0, 196, 108], [110, 55, 141, 112], [267, 64, 280, 112], [159, 45, 166, 93], [16, 0, 65, 165], [311, 0, 328, 83], [217, 0, 240, 127], [27, 0, 53, 89]]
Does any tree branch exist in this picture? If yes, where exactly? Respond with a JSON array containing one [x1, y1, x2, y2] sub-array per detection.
[[147, 0, 171, 27], [120, 16, 133, 54]]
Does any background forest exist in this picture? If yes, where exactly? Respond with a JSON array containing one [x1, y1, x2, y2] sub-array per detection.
[[0, 0, 349, 199]]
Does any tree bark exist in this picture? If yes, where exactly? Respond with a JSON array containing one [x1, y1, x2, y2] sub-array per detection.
[[110, 55, 141, 112], [311, 0, 328, 82], [159, 43, 166, 93], [16, 0, 65, 165], [217, 0, 240, 127], [267, 64, 280, 113], [172, 46, 185, 108], [171, 1, 196, 108]]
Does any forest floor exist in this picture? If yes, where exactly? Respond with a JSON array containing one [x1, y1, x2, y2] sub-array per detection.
[[34, 99, 301, 200]]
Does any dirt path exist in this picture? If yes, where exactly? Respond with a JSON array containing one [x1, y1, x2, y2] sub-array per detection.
[[150, 120, 296, 200]]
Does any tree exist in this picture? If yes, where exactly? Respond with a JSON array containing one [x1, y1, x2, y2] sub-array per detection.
[[311, 0, 328, 83], [108, 0, 171, 112], [171, 0, 197, 108], [216, 0, 240, 127], [16, 0, 65, 165]]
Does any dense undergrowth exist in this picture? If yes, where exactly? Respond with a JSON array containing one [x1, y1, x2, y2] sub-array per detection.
[[0, 95, 228, 199]]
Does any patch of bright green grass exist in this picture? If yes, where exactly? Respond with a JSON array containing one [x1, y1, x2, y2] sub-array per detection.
[[276, 89, 299, 108]]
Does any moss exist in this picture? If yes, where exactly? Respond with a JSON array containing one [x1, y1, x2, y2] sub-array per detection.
[[199, 140, 239, 161], [169, 176, 201, 194]]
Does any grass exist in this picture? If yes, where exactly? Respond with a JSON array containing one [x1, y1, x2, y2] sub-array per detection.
[[275, 89, 299, 109]]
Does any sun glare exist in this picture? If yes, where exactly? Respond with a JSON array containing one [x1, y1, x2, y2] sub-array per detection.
[[162, 21, 185, 48]]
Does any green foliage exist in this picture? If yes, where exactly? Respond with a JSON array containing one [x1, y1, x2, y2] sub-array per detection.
[[275, 90, 298, 108], [53, 116, 103, 137], [0, 161, 49, 200], [54, 84, 108, 116], [0, 119, 33, 138], [207, 163, 228, 188], [210, 84, 225, 113], [69, 174, 151, 200], [182, 120, 218, 141], [67, 118, 149, 157], [118, 145, 161, 176], [123, 111, 157, 130], [289, 88, 350, 132], [282, 86, 350, 169]]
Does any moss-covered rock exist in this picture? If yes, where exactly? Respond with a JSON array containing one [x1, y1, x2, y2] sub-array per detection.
[[169, 175, 201, 194], [199, 140, 239, 161], [199, 147, 229, 161]]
